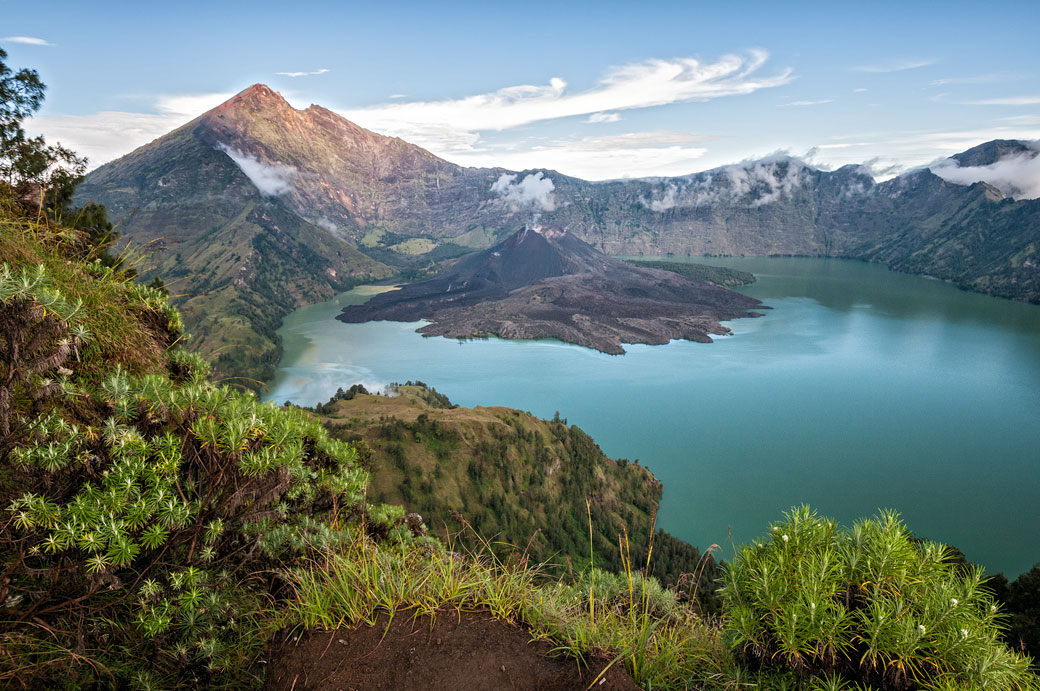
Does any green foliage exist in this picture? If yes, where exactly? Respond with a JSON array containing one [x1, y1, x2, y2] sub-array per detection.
[[0, 262, 84, 320], [287, 527, 536, 631], [0, 241, 368, 686], [992, 564, 1040, 664], [308, 383, 369, 414], [324, 392, 665, 581], [391, 380, 456, 409], [65, 201, 133, 273], [643, 528, 725, 616], [0, 263, 85, 442], [529, 566, 732, 689], [720, 506, 1037, 690], [553, 567, 678, 619]]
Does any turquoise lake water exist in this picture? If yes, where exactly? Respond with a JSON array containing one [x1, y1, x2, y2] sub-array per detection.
[[265, 258, 1040, 577]]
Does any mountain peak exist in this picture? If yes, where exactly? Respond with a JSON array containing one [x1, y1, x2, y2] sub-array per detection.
[[951, 139, 1034, 167], [206, 84, 293, 120], [234, 83, 284, 103]]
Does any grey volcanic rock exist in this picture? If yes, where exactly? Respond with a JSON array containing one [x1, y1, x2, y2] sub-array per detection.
[[337, 226, 763, 353]]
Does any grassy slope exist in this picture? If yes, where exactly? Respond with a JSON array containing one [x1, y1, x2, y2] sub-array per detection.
[[316, 385, 724, 614], [321, 386, 662, 574], [0, 214, 171, 380]]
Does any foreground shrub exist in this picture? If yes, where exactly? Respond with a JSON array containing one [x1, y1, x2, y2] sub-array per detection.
[[0, 258, 367, 686], [720, 506, 1037, 690]]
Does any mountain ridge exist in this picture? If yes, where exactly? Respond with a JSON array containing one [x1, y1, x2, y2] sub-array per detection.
[[77, 84, 1040, 381]]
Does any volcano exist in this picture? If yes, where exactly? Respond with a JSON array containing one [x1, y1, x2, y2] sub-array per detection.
[[337, 226, 763, 354]]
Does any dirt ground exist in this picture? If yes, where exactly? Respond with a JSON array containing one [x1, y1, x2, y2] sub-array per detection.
[[264, 610, 641, 690]]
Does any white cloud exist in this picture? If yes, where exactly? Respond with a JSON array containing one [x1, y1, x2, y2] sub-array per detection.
[[930, 146, 1040, 200], [216, 143, 298, 196], [155, 91, 236, 118], [852, 88, 868, 93], [859, 158, 906, 179], [640, 155, 813, 211], [448, 131, 710, 180], [724, 155, 811, 206], [806, 127, 1040, 180], [26, 91, 235, 168], [27, 53, 788, 177], [1, 36, 52, 46], [491, 172, 555, 211], [779, 99, 833, 107], [338, 51, 792, 154], [276, 68, 330, 77], [389, 94, 407, 99], [25, 111, 186, 169], [316, 216, 338, 232], [930, 74, 1014, 86], [645, 184, 679, 211], [999, 115, 1040, 126], [961, 96, 1040, 106], [853, 58, 937, 73]]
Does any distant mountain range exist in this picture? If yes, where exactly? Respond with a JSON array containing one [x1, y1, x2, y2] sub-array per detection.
[[77, 84, 1040, 383]]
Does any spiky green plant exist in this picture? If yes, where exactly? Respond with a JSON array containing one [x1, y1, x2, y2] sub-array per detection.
[[0, 263, 86, 441], [720, 506, 1038, 690], [0, 253, 369, 686]]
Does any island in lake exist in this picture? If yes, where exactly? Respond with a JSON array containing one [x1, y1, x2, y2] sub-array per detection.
[[337, 225, 764, 353]]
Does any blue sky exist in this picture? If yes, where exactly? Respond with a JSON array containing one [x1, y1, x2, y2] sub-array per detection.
[[5, 0, 1040, 179]]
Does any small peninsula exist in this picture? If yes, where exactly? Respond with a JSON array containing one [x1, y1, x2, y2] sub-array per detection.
[[337, 225, 764, 353]]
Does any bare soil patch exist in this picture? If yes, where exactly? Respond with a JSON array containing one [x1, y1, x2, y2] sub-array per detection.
[[265, 610, 641, 691]]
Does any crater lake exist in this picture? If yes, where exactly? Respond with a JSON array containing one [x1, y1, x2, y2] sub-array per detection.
[[265, 258, 1040, 577]]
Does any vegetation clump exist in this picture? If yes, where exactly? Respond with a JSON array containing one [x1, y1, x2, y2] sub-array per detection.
[[287, 528, 735, 691], [0, 212, 371, 686], [720, 506, 1037, 690]]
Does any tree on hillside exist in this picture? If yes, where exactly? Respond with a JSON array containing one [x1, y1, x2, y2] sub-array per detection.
[[0, 47, 127, 267], [0, 45, 85, 214]]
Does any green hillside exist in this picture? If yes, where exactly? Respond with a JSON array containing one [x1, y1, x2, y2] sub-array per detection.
[[314, 384, 721, 609]]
